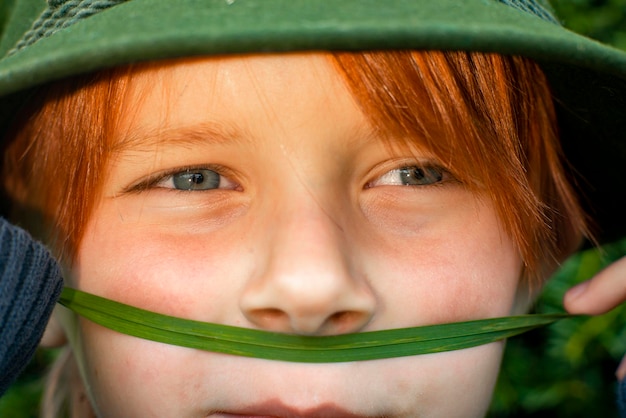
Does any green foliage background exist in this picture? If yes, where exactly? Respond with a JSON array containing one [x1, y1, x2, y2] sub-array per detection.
[[551, 0, 626, 50], [490, 239, 626, 417], [489, 1, 626, 416], [1, 0, 625, 417]]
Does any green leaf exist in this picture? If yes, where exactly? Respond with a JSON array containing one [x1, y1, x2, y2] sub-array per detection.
[[58, 287, 575, 363]]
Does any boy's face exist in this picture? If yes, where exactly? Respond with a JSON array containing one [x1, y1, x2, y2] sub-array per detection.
[[63, 53, 523, 417]]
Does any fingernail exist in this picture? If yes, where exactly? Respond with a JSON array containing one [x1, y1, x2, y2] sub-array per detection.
[[566, 280, 589, 301]]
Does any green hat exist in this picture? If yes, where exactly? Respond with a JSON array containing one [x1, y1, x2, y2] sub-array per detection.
[[1, 0, 625, 242]]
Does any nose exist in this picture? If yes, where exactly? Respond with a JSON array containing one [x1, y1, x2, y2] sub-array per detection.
[[239, 203, 377, 336]]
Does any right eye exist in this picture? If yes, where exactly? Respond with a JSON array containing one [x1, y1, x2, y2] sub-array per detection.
[[155, 168, 238, 191], [368, 164, 450, 188]]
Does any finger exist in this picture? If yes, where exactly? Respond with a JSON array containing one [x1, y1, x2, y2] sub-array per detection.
[[563, 256, 626, 315], [618, 356, 626, 381]]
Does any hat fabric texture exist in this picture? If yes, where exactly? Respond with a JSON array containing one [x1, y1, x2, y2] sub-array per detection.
[[0, 0, 624, 242]]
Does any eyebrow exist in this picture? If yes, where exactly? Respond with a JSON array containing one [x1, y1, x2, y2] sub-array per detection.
[[111, 122, 247, 153], [112, 120, 387, 159]]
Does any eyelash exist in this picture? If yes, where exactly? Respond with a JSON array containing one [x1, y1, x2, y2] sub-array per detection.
[[125, 161, 453, 194], [125, 164, 239, 193], [366, 163, 454, 189]]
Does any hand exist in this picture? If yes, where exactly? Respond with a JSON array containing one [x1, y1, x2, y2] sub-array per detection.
[[564, 256, 626, 380]]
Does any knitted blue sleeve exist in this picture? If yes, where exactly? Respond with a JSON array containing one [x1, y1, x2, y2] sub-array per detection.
[[0, 217, 63, 396], [617, 379, 626, 418]]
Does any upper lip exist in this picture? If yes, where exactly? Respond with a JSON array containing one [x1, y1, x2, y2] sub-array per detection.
[[214, 399, 371, 418]]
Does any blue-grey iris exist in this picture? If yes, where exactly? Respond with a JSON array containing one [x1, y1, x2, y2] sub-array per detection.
[[172, 169, 220, 191], [399, 166, 443, 186]]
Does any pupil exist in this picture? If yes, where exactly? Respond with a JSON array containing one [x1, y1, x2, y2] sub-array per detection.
[[401, 167, 425, 183], [411, 168, 425, 180], [190, 173, 204, 184], [400, 166, 442, 185], [172, 169, 219, 190]]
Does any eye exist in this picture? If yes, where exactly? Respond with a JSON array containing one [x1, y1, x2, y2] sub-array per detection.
[[155, 168, 238, 191], [368, 165, 448, 188]]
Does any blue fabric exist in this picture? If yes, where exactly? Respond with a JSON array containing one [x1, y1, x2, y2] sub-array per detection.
[[619, 378, 626, 418], [0, 217, 62, 396]]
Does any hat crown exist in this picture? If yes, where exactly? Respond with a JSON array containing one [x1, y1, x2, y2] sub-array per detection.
[[8, 0, 560, 56]]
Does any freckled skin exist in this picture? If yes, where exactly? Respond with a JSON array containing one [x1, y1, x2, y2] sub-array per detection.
[[60, 53, 523, 418]]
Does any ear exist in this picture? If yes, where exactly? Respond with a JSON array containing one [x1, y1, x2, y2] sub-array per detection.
[[40, 306, 68, 347]]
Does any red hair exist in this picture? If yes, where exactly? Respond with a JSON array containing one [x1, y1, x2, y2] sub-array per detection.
[[2, 51, 586, 282], [3, 65, 134, 259], [332, 51, 586, 283]]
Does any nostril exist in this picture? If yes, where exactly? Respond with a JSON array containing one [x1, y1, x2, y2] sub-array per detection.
[[328, 311, 352, 324], [325, 310, 370, 334], [245, 307, 371, 335], [247, 308, 290, 331]]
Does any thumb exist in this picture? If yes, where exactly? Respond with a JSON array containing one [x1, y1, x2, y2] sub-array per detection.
[[563, 256, 626, 316]]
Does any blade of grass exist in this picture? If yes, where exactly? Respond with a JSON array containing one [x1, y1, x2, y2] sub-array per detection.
[[58, 287, 574, 363]]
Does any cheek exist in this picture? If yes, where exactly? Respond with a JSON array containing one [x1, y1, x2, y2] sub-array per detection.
[[358, 200, 522, 326], [73, 212, 249, 324], [380, 344, 504, 416], [76, 323, 210, 416]]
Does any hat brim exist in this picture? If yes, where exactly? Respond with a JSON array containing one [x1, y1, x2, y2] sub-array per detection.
[[1, 0, 625, 242], [1, 0, 625, 92]]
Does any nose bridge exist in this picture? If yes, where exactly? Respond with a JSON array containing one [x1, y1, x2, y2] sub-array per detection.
[[272, 195, 346, 281], [239, 193, 376, 335]]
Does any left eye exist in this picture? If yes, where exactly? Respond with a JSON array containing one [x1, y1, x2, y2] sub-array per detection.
[[156, 168, 236, 191], [369, 165, 447, 187]]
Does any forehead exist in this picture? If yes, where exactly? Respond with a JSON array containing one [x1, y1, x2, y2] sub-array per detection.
[[113, 53, 377, 153]]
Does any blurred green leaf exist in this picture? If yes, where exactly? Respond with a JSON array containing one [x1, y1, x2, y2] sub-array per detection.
[[551, 0, 626, 50], [0, 348, 59, 418], [491, 237, 626, 417]]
